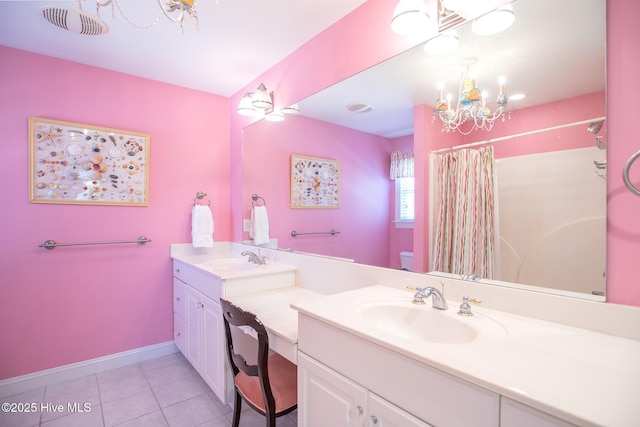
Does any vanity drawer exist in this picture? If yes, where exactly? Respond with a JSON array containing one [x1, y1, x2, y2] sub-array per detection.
[[173, 260, 186, 281], [173, 277, 186, 320], [174, 313, 186, 354]]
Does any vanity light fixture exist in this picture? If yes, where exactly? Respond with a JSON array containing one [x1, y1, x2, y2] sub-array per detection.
[[237, 92, 258, 116], [391, 0, 430, 36], [433, 58, 510, 135], [265, 109, 285, 122], [251, 83, 274, 109], [236, 84, 299, 122], [471, 4, 516, 36], [281, 103, 300, 115]]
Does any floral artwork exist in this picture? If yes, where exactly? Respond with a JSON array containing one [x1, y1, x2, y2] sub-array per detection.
[[29, 117, 149, 206], [291, 155, 339, 208]]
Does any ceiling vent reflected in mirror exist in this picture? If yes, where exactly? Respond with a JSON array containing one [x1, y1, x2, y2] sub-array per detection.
[[346, 102, 374, 113]]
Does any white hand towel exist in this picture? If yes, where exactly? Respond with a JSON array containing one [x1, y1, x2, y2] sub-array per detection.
[[192, 205, 214, 248], [249, 206, 270, 246]]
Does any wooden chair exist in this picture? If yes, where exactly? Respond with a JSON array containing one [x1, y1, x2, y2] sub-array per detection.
[[220, 298, 298, 427]]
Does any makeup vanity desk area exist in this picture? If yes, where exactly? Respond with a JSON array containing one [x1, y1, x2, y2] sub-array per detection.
[[225, 286, 324, 364]]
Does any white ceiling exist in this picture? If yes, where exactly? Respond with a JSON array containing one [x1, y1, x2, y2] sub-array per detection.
[[0, 0, 367, 96]]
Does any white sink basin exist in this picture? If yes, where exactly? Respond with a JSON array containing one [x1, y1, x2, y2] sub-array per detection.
[[199, 258, 297, 279], [358, 303, 478, 343], [203, 258, 264, 272], [204, 258, 267, 275]]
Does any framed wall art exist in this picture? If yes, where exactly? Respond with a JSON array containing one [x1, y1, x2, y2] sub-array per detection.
[[29, 117, 149, 206], [291, 154, 340, 208]]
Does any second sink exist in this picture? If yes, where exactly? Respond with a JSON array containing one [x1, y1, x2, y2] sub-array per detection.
[[358, 303, 478, 343]]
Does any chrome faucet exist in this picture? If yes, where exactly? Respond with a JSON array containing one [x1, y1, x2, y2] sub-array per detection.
[[408, 286, 448, 310], [241, 250, 266, 265]]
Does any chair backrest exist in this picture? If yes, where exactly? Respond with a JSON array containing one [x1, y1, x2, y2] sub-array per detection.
[[220, 299, 275, 408]]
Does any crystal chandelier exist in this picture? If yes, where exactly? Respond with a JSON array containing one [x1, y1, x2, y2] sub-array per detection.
[[101, 0, 198, 33], [433, 58, 509, 135], [94, 0, 198, 33]]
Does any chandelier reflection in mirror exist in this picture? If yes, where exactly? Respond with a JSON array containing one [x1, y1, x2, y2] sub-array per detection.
[[433, 58, 510, 135]]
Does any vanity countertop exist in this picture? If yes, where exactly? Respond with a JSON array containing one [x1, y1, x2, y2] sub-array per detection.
[[172, 251, 297, 280], [227, 286, 324, 344], [292, 285, 640, 427]]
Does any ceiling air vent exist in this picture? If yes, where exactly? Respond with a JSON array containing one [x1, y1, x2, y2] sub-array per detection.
[[346, 102, 374, 113], [42, 7, 109, 36]]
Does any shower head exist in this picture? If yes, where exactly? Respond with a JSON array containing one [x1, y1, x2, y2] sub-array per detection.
[[587, 120, 604, 135]]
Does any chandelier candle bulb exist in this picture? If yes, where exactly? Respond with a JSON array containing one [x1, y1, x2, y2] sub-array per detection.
[[499, 76, 506, 96]]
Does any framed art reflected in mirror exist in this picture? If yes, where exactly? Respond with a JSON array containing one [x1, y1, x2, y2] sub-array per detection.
[[291, 154, 340, 208]]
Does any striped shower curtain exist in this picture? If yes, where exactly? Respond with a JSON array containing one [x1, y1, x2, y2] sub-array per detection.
[[432, 146, 499, 279]]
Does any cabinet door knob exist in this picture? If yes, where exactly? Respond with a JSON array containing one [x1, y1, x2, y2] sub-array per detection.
[[370, 415, 378, 424], [175, 332, 181, 337], [356, 406, 363, 416], [176, 297, 180, 301]]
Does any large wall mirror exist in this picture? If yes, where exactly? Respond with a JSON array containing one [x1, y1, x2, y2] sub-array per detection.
[[241, 0, 606, 299]]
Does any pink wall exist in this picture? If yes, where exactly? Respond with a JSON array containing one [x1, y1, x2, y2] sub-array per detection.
[[242, 115, 391, 266], [0, 46, 230, 379], [389, 135, 414, 269], [605, 0, 640, 306]]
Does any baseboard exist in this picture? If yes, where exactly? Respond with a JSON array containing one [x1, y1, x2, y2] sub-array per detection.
[[0, 341, 178, 399]]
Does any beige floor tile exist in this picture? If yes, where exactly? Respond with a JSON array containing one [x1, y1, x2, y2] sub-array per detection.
[[153, 376, 207, 408], [163, 394, 225, 427], [114, 410, 169, 427], [40, 404, 103, 427], [41, 375, 100, 423], [102, 389, 159, 426], [98, 368, 150, 403], [0, 387, 44, 427]]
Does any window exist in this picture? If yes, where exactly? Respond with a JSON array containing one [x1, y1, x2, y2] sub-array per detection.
[[395, 177, 414, 228]]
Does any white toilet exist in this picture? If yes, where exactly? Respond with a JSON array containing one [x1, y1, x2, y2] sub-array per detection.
[[400, 251, 414, 271]]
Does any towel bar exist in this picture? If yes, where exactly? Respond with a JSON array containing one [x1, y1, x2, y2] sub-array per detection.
[[38, 236, 151, 250], [291, 229, 340, 237]]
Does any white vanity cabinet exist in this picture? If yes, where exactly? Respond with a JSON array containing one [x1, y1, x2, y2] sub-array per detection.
[[172, 258, 296, 405], [184, 285, 227, 400], [172, 278, 186, 354], [173, 261, 228, 402], [298, 352, 431, 427], [297, 314, 499, 427]]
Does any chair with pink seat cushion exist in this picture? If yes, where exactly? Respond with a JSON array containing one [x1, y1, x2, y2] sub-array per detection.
[[220, 298, 298, 427]]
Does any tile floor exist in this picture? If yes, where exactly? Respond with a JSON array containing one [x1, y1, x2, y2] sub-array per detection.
[[0, 353, 297, 427]]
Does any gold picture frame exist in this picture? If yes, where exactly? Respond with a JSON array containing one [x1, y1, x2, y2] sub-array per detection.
[[291, 154, 340, 208], [29, 117, 150, 206]]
